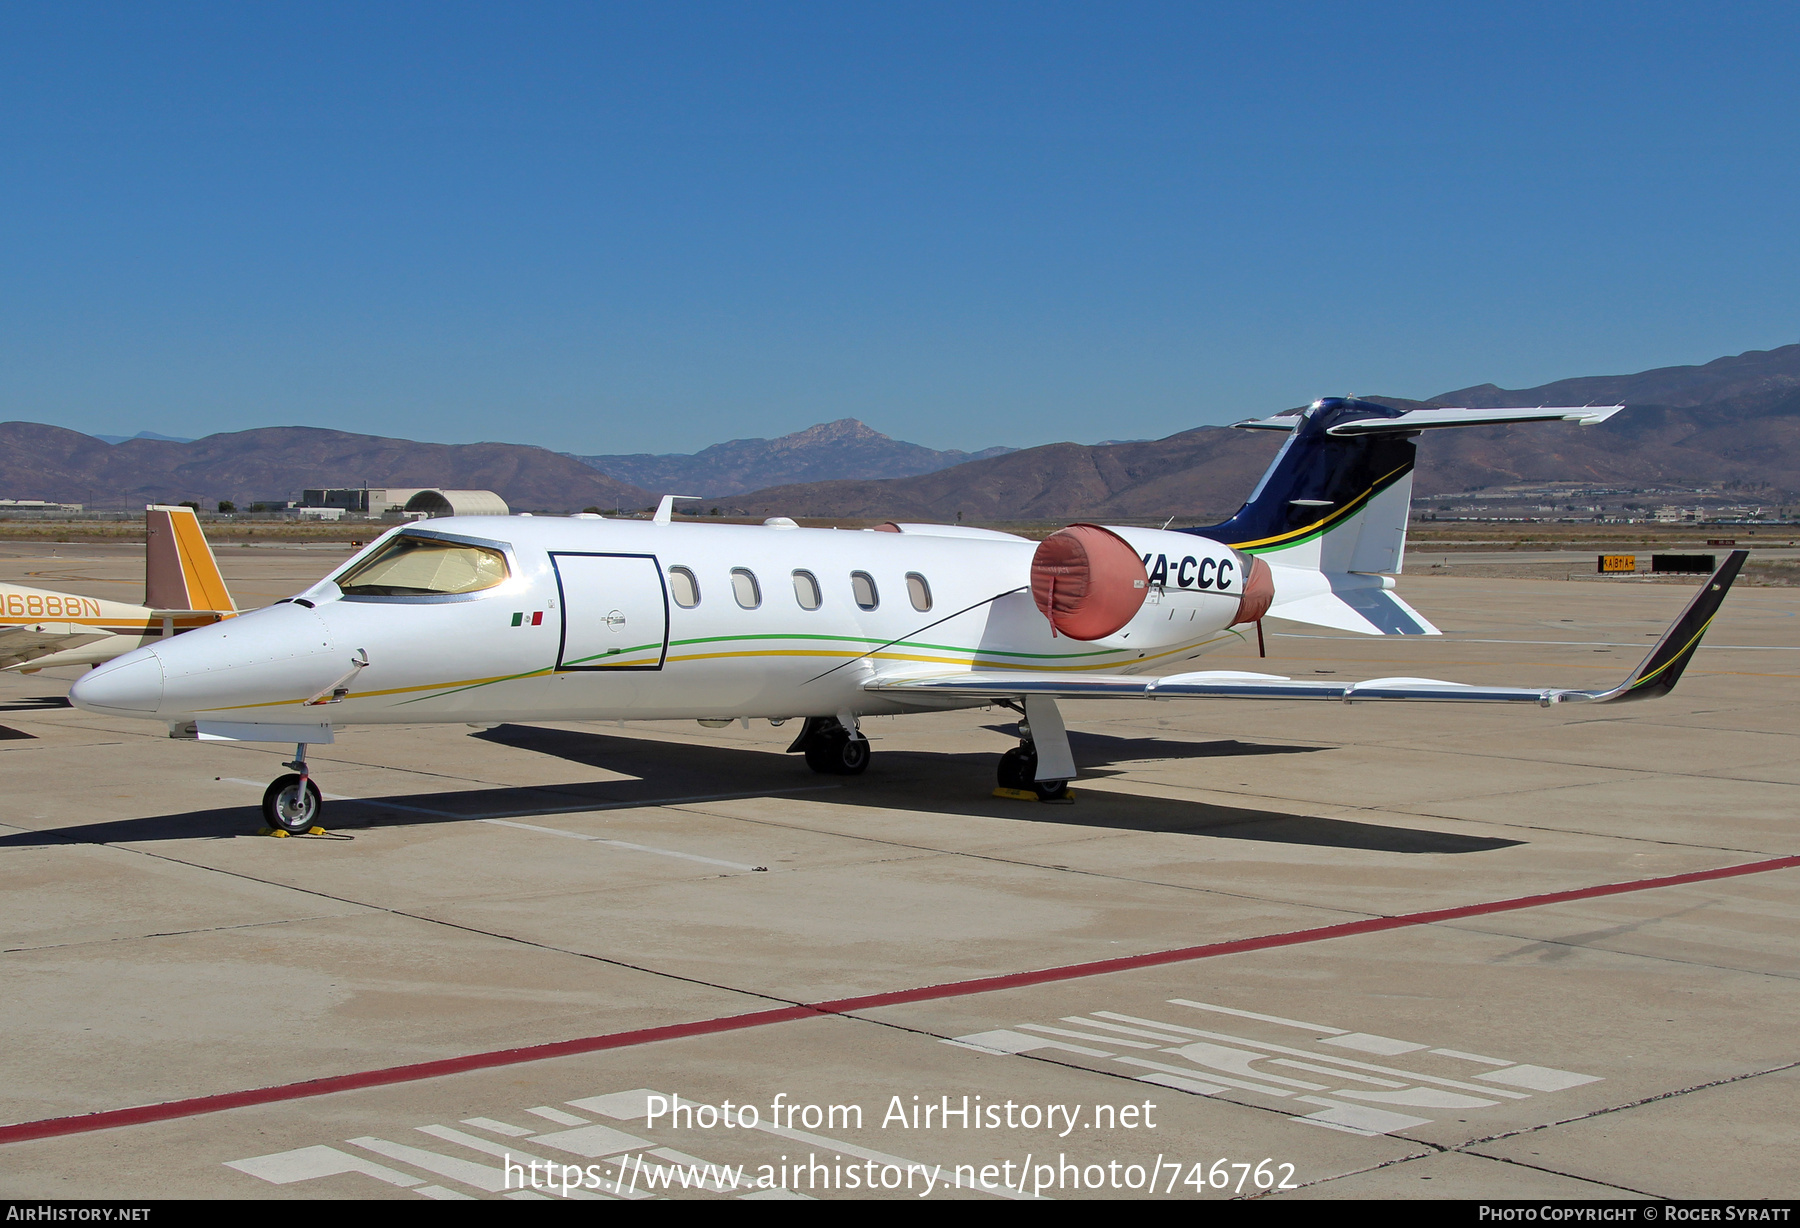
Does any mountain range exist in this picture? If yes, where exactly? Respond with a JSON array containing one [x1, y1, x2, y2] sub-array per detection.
[[0, 424, 652, 512], [4, 342, 1796, 517], [725, 344, 1800, 521], [568, 418, 1013, 496]]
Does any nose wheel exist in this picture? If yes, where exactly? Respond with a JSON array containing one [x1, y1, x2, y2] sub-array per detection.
[[262, 742, 325, 834]]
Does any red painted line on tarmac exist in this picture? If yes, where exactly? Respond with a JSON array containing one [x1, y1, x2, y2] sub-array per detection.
[[815, 853, 1800, 1013], [0, 1007, 817, 1147], [5, 853, 1796, 1147]]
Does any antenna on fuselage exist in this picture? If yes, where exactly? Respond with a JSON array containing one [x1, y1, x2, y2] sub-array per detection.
[[653, 495, 704, 524]]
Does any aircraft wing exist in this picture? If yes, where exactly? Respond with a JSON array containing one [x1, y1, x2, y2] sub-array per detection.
[[865, 551, 1746, 708], [0, 627, 110, 670]]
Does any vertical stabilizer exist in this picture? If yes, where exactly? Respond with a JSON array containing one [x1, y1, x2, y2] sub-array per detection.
[[1177, 397, 1621, 636], [145, 505, 235, 613], [1179, 398, 1419, 572]]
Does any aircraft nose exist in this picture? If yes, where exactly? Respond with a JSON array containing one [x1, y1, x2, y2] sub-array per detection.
[[70, 648, 166, 714]]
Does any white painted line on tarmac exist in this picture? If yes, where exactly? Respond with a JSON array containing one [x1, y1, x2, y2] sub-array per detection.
[[1476, 1064, 1602, 1091], [1320, 1032, 1429, 1056], [1060, 1016, 1193, 1045], [1113, 1055, 1297, 1098], [1156, 998, 1347, 1035], [1146, 1009, 1538, 1099], [226, 1144, 422, 1188], [347, 1136, 511, 1193], [1134, 1071, 1229, 1096], [1291, 1097, 1432, 1137], [525, 1105, 591, 1127], [1269, 1058, 1406, 1088], [1017, 1023, 1160, 1049], [1430, 1048, 1513, 1066], [484, 819, 763, 872], [219, 776, 351, 800]]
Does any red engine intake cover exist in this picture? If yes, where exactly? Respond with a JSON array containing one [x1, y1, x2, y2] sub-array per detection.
[[1235, 555, 1274, 625], [1031, 524, 1149, 640]]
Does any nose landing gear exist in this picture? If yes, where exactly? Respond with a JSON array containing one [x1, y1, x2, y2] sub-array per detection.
[[262, 742, 324, 834]]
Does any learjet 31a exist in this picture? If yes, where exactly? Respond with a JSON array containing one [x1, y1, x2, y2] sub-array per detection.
[[69, 399, 1745, 833]]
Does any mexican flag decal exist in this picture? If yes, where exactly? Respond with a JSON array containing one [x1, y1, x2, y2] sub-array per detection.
[[511, 611, 544, 627]]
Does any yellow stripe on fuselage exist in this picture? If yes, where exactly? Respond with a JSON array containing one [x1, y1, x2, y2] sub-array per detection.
[[184, 632, 1242, 715]]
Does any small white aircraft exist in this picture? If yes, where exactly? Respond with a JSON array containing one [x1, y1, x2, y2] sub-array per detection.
[[70, 399, 1744, 833], [2, 505, 236, 672]]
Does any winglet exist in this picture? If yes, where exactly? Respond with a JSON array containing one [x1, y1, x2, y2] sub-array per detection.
[[1589, 550, 1747, 703], [145, 505, 236, 613]]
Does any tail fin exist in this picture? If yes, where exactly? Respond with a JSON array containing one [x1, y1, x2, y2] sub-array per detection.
[[145, 505, 235, 613], [1179, 397, 1621, 636], [1183, 397, 1622, 571]]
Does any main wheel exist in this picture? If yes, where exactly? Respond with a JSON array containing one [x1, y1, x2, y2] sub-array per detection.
[[263, 774, 323, 833], [998, 746, 1068, 800], [834, 735, 870, 775], [997, 746, 1036, 791], [804, 732, 869, 776]]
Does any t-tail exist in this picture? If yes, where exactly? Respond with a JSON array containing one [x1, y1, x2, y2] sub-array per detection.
[[1178, 397, 1621, 636], [145, 504, 236, 615]]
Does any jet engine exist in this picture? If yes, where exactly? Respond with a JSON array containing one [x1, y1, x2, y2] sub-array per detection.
[[1030, 523, 1272, 647]]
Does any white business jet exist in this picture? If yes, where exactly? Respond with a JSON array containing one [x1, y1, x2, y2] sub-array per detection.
[[70, 399, 1744, 833], [2, 505, 235, 672]]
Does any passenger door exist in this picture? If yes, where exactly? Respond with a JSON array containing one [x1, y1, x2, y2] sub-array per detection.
[[550, 553, 670, 671]]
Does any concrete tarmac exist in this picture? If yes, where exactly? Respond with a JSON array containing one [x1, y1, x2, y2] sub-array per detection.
[[1, 540, 1796, 1200]]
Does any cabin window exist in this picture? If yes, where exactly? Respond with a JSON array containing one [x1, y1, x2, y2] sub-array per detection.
[[731, 568, 762, 609], [792, 570, 822, 610], [335, 534, 508, 597], [668, 566, 700, 608], [851, 571, 879, 611], [906, 572, 932, 612]]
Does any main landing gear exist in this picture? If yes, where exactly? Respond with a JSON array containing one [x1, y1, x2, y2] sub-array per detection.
[[788, 715, 870, 776], [263, 742, 324, 834], [995, 700, 1073, 801]]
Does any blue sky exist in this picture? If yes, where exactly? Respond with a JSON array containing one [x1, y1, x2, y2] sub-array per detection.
[[3, 2, 1798, 455]]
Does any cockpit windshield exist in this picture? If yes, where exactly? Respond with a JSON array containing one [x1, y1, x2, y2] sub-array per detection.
[[335, 534, 509, 597]]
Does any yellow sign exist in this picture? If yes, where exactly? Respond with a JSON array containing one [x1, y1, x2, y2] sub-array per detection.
[[1599, 554, 1637, 573]]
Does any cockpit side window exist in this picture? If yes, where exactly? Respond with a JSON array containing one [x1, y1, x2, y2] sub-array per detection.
[[335, 535, 509, 597]]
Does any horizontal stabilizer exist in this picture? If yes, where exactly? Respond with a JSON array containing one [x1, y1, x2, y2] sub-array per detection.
[[1266, 577, 1440, 636], [0, 627, 110, 671], [1232, 405, 1623, 433]]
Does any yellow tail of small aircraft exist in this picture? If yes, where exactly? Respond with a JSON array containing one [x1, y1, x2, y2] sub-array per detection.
[[0, 505, 236, 672]]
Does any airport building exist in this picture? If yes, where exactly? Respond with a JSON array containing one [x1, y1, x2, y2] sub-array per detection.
[[299, 487, 509, 517]]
